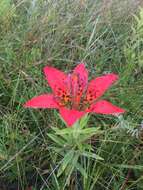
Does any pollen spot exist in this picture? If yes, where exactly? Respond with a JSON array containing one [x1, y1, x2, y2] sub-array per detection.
[[72, 74, 78, 82], [86, 94, 94, 102]]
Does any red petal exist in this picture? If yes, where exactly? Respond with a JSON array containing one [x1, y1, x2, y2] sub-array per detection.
[[59, 107, 85, 127], [24, 94, 58, 108], [88, 100, 125, 115], [73, 63, 88, 83], [72, 63, 88, 105], [86, 74, 118, 102], [44, 66, 68, 97]]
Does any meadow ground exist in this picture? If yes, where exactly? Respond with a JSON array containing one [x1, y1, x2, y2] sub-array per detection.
[[0, 0, 143, 189]]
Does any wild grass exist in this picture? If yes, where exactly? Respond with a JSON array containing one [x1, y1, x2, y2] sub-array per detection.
[[0, 0, 143, 189]]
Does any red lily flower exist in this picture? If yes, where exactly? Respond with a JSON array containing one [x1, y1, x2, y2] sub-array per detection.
[[24, 63, 125, 126]]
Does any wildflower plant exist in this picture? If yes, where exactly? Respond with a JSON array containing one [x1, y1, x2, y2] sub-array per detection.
[[24, 63, 125, 182], [24, 63, 124, 126]]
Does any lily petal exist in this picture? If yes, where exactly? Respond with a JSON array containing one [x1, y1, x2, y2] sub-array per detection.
[[59, 107, 85, 127], [86, 74, 118, 102], [24, 94, 59, 108], [88, 100, 125, 115], [73, 63, 88, 84], [72, 63, 88, 105], [44, 66, 68, 97]]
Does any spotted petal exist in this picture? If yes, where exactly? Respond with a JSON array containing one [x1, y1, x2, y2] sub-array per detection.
[[86, 74, 118, 103], [73, 63, 88, 87], [88, 100, 125, 115], [24, 94, 58, 108], [59, 107, 85, 127], [44, 66, 68, 98], [72, 63, 88, 105]]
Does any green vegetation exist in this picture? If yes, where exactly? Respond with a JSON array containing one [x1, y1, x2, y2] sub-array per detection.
[[0, 0, 143, 189]]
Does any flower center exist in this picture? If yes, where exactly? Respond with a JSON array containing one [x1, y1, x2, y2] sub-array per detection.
[[54, 73, 97, 111]]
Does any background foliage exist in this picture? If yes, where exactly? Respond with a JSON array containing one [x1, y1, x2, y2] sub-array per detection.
[[0, 0, 143, 189]]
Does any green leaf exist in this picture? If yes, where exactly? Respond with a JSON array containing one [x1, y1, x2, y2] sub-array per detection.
[[78, 134, 94, 143], [76, 162, 88, 178], [52, 127, 73, 142], [65, 153, 79, 186], [52, 147, 62, 154], [77, 128, 102, 143], [79, 114, 90, 129], [55, 127, 73, 135], [82, 151, 104, 161], [50, 165, 60, 190], [113, 164, 143, 170], [80, 127, 100, 134], [57, 150, 74, 177], [83, 144, 94, 152], [47, 133, 66, 146]]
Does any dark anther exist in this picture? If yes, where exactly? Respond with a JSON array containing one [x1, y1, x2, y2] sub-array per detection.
[[62, 94, 65, 98]]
